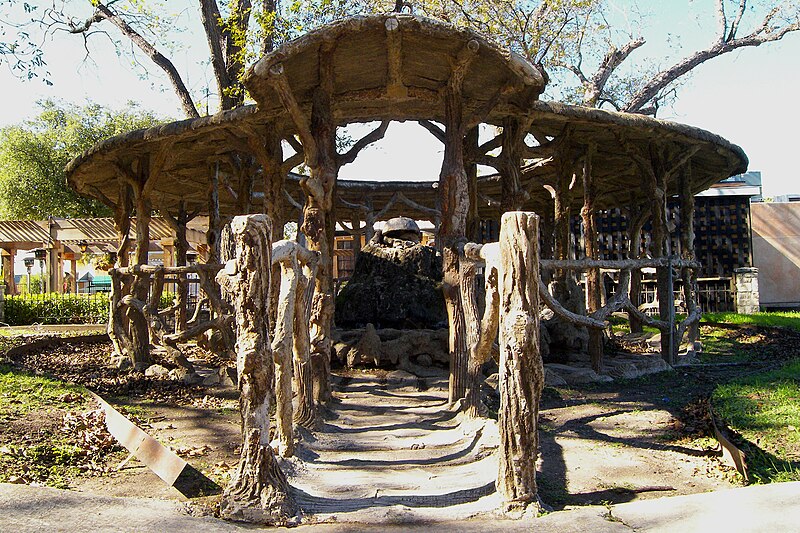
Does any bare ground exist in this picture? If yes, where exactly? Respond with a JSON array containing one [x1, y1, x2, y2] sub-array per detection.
[[6, 324, 798, 522]]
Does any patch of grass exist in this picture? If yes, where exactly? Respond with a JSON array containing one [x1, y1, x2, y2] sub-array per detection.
[[712, 359, 800, 483], [703, 312, 800, 332], [0, 363, 104, 488], [698, 328, 752, 363], [0, 363, 89, 416]]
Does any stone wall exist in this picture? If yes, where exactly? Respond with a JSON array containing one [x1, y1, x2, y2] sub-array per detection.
[[733, 267, 759, 315]]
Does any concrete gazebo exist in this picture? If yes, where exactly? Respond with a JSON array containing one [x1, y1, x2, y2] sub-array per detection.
[[66, 13, 746, 523]]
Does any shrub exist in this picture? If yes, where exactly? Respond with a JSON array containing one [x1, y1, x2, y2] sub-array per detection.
[[4, 293, 109, 325]]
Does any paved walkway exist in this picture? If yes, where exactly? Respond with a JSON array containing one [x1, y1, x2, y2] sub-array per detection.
[[2, 481, 799, 532], [284, 371, 502, 523]]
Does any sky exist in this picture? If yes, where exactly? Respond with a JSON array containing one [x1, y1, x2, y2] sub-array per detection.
[[1, 1, 798, 198]]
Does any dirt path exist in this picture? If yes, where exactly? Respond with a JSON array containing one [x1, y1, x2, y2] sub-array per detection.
[[4, 334, 748, 521]]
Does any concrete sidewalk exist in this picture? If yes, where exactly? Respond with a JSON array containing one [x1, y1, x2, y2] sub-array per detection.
[[1, 482, 798, 532]]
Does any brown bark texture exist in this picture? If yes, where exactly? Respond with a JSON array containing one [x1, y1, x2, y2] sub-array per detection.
[[580, 146, 604, 373], [497, 212, 544, 514], [217, 214, 296, 524], [217, 215, 274, 442]]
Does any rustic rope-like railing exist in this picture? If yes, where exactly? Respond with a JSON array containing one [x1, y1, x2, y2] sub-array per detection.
[[108, 263, 233, 370], [539, 256, 702, 367]]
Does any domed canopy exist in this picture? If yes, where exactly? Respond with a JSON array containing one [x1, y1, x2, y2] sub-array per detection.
[[244, 14, 545, 125], [65, 14, 746, 222]]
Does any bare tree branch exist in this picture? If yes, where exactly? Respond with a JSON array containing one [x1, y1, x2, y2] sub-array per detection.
[[337, 121, 390, 167], [91, 3, 199, 118], [584, 37, 645, 107], [623, 10, 800, 113], [418, 120, 446, 143]]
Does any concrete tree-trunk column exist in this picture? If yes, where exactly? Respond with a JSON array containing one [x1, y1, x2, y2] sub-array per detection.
[[131, 187, 153, 369], [293, 263, 316, 428], [108, 182, 133, 361], [460, 256, 482, 416], [303, 82, 338, 406], [580, 146, 603, 373], [626, 204, 649, 333], [499, 116, 532, 213], [438, 40, 478, 404], [217, 214, 296, 524], [173, 204, 190, 334], [497, 211, 544, 514], [678, 163, 700, 344], [70, 256, 78, 294], [465, 126, 481, 242], [271, 240, 300, 457], [646, 158, 677, 365], [208, 164, 222, 264]]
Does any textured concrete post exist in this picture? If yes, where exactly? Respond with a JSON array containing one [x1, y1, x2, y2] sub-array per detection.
[[497, 211, 543, 514], [734, 267, 760, 315]]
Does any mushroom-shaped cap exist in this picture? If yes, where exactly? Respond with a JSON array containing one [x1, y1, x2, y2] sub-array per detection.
[[383, 216, 421, 237]]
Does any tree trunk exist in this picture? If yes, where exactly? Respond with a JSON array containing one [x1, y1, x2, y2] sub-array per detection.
[[580, 146, 603, 373], [207, 164, 222, 264], [497, 212, 543, 514], [220, 428, 296, 525], [293, 265, 316, 428], [465, 127, 481, 242], [108, 183, 132, 360], [174, 202, 189, 334], [217, 214, 294, 524], [499, 116, 532, 213], [304, 130, 336, 406], [625, 203, 649, 333], [129, 183, 152, 369], [438, 41, 476, 404], [271, 241, 299, 457], [679, 162, 700, 346], [460, 257, 483, 417]]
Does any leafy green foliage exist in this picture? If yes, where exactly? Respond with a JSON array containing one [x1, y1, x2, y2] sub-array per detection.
[[0, 100, 163, 220], [713, 359, 800, 483], [4, 293, 110, 325]]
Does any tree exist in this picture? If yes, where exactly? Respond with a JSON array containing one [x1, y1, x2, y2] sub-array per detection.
[[0, 100, 163, 220], [6, 1, 797, 121]]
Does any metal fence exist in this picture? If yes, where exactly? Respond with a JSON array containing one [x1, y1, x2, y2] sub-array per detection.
[[638, 277, 734, 314]]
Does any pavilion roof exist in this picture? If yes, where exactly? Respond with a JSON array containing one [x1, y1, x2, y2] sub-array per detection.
[[65, 14, 747, 223]]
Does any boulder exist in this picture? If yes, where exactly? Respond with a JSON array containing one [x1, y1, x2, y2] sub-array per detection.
[[145, 364, 170, 378], [335, 241, 446, 329]]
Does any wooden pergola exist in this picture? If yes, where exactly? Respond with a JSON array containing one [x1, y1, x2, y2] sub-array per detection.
[[66, 14, 746, 522]]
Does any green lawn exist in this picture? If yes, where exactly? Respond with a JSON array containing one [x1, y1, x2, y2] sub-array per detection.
[[703, 311, 800, 332], [712, 359, 800, 483], [0, 363, 99, 488]]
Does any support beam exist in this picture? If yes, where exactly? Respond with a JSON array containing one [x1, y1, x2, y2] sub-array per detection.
[[2, 248, 16, 295], [580, 145, 604, 373], [497, 211, 543, 514], [217, 214, 296, 524]]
